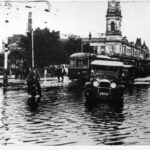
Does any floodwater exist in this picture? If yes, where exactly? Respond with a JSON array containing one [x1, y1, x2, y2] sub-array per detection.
[[0, 77, 150, 145]]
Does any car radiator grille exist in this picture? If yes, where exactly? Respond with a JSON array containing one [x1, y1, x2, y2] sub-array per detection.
[[98, 82, 110, 94], [100, 82, 110, 88]]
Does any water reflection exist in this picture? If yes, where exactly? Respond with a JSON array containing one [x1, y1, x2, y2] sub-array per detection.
[[1, 79, 150, 145], [27, 97, 41, 112], [0, 92, 12, 145], [85, 100, 125, 145], [85, 100, 124, 113]]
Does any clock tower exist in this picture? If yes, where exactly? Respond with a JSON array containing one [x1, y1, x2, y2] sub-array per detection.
[[106, 0, 122, 40]]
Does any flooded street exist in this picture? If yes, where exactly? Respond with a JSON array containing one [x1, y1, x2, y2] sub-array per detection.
[[0, 77, 150, 145]]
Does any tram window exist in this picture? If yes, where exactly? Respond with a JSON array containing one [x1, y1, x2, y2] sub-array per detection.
[[70, 59, 76, 67], [82, 59, 88, 68], [76, 59, 82, 67], [70, 58, 89, 68]]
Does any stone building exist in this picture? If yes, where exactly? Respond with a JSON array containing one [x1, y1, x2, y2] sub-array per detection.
[[82, 0, 149, 63]]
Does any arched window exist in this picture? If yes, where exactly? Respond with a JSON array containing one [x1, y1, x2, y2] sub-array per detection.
[[111, 22, 115, 31]]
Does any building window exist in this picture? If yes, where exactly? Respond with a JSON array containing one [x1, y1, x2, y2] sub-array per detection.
[[101, 46, 105, 54], [97, 47, 101, 54], [70, 59, 76, 67], [132, 49, 134, 57], [111, 22, 115, 31], [94, 47, 97, 53], [76, 59, 82, 67], [123, 46, 126, 55]]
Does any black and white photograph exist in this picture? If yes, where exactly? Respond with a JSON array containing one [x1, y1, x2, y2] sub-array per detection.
[[0, 0, 150, 148]]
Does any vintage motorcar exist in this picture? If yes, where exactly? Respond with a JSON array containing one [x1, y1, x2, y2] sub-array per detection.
[[85, 60, 125, 102]]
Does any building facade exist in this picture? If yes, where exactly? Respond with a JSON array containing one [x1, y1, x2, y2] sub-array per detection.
[[83, 0, 149, 64]]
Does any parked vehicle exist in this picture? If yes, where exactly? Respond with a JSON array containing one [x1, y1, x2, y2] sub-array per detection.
[[68, 52, 95, 81], [85, 60, 125, 102]]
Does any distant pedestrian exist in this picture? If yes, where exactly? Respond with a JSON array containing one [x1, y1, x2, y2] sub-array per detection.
[[56, 65, 62, 82], [44, 67, 47, 78], [61, 66, 66, 82]]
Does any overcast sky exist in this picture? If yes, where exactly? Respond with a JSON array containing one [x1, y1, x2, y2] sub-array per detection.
[[0, 0, 150, 51]]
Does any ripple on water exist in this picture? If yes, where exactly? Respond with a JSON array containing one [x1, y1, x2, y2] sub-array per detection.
[[1, 81, 150, 145]]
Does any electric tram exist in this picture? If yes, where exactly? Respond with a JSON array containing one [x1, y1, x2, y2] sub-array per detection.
[[68, 52, 95, 81]]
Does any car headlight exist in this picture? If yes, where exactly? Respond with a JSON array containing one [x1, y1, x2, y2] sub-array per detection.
[[110, 82, 117, 88], [93, 81, 99, 87]]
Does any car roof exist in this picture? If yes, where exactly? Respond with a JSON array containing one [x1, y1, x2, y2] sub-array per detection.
[[91, 60, 124, 67], [123, 65, 134, 68]]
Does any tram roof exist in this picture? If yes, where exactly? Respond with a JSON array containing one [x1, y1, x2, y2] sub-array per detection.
[[91, 60, 124, 67], [70, 52, 94, 58]]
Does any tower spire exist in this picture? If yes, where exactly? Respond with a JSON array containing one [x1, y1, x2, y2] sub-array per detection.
[[106, 0, 122, 40]]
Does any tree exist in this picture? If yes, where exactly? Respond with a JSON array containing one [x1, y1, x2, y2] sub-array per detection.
[[64, 37, 82, 57], [8, 49, 27, 67], [83, 43, 94, 53], [20, 28, 68, 68], [20, 28, 94, 69], [64, 37, 94, 57], [8, 48, 28, 78]]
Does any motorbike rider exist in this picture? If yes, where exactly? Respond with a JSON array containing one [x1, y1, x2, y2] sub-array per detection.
[[27, 66, 42, 97]]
